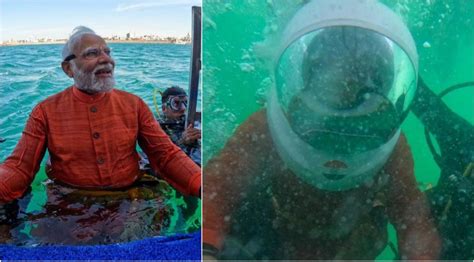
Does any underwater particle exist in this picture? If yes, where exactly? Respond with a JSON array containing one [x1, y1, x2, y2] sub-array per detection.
[[212, 107, 225, 113], [241, 53, 252, 60], [259, 77, 272, 90], [216, 44, 225, 52], [239, 63, 255, 72], [415, 21, 424, 28], [203, 17, 217, 30], [224, 215, 231, 222], [269, 24, 278, 32], [251, 133, 259, 142], [224, 111, 237, 122], [264, 23, 278, 34], [423, 41, 431, 48], [209, 192, 217, 200], [272, 219, 279, 229], [255, 85, 267, 106]]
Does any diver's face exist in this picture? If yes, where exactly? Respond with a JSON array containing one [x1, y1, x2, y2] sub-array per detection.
[[68, 35, 116, 93], [163, 106, 185, 120], [306, 64, 367, 110]]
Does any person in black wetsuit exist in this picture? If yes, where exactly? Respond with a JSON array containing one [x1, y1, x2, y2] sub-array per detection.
[[412, 77, 474, 260], [159, 86, 201, 166]]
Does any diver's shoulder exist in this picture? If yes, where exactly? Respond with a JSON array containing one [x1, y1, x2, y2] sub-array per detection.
[[396, 132, 411, 156], [236, 108, 270, 137], [383, 131, 414, 178], [246, 109, 269, 127]]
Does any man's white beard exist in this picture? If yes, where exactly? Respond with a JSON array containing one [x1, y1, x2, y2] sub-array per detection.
[[71, 62, 115, 93]]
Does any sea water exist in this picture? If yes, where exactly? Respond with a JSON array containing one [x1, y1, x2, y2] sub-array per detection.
[[0, 43, 201, 245], [0, 43, 200, 159], [203, 0, 473, 260]]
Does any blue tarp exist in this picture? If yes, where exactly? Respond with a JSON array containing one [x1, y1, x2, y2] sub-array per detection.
[[0, 232, 201, 260]]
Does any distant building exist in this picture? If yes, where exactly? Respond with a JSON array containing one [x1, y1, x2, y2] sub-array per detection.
[[183, 33, 191, 42]]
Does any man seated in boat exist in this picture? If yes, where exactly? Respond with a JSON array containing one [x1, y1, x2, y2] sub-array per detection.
[[0, 26, 201, 205]]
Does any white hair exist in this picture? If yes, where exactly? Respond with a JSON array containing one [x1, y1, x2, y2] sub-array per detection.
[[62, 26, 97, 61]]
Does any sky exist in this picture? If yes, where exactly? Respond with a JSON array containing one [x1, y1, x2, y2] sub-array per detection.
[[0, 0, 201, 42]]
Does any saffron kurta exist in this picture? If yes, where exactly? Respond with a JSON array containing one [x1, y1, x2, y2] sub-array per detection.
[[0, 86, 201, 202]]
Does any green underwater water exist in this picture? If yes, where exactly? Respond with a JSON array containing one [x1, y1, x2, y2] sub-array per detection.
[[203, 0, 473, 260]]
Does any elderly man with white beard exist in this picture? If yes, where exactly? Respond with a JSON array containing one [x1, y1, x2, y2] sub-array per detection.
[[0, 26, 201, 203]]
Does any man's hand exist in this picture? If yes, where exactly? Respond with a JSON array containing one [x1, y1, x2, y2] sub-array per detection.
[[181, 124, 201, 146]]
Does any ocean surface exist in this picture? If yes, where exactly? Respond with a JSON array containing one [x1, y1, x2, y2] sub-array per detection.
[[203, 0, 473, 260], [0, 43, 199, 160], [0, 43, 201, 245]]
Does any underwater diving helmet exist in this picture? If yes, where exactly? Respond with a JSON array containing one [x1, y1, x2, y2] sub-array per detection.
[[267, 0, 418, 191]]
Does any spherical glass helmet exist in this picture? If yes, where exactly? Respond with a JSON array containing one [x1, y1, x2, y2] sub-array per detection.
[[267, 0, 418, 191]]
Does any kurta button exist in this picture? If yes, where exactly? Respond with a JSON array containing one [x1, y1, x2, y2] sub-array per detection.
[[93, 132, 100, 139], [90, 106, 97, 113], [97, 158, 105, 164]]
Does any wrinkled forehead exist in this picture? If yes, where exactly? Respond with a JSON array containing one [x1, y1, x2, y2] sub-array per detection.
[[73, 34, 108, 54]]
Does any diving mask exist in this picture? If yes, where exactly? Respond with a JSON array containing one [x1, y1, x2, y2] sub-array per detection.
[[267, 0, 418, 191], [166, 95, 188, 112]]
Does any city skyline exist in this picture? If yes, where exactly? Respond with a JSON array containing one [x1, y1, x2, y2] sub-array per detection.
[[1, 32, 192, 46], [0, 0, 201, 42]]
